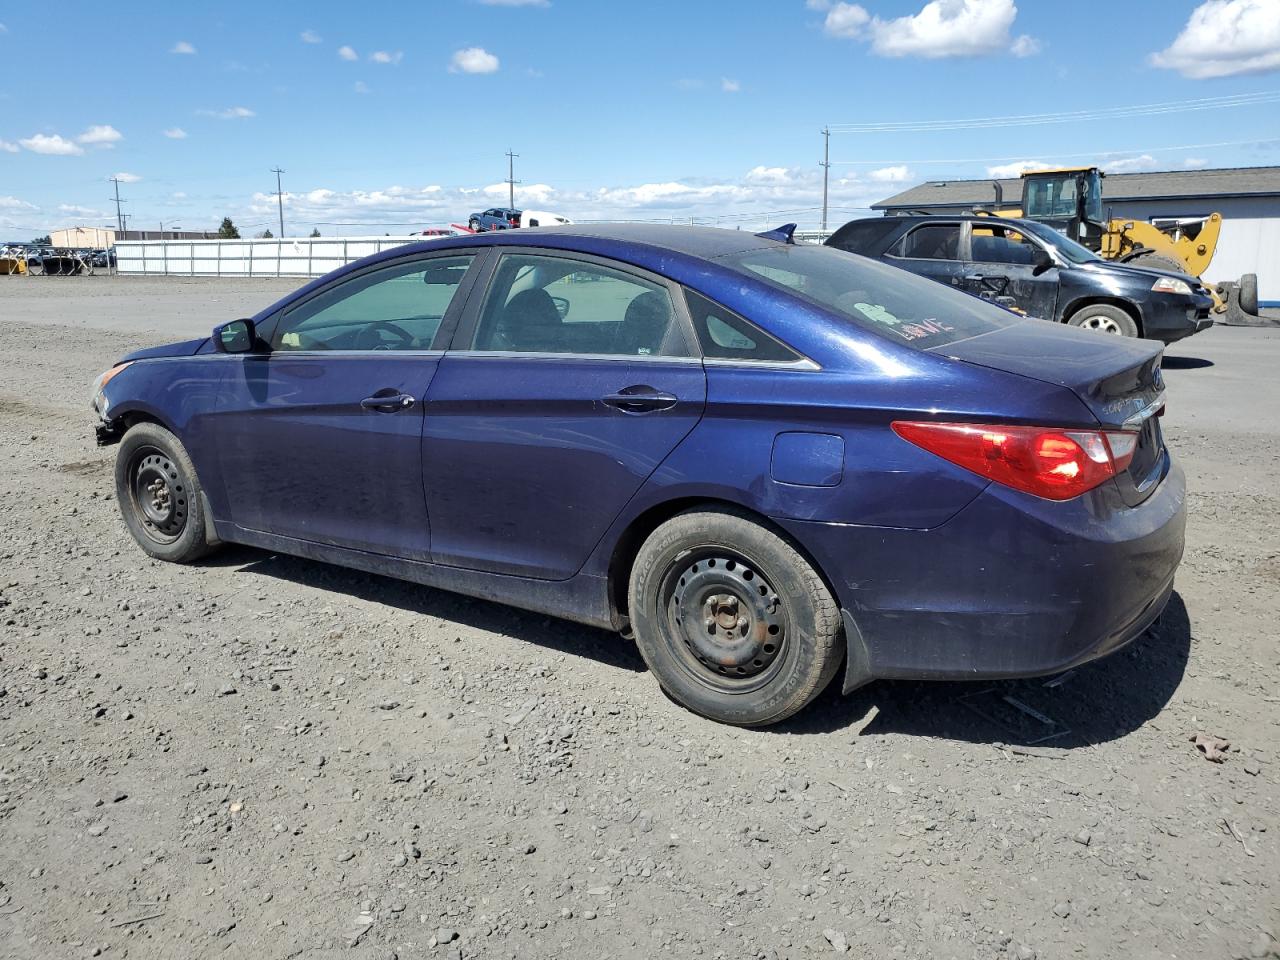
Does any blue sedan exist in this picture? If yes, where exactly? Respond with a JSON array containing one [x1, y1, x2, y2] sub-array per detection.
[[90, 224, 1185, 726]]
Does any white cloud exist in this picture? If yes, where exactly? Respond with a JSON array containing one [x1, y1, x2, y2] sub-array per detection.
[[986, 159, 1052, 178], [337, 45, 358, 61], [0, 22, 8, 32], [19, 133, 83, 156], [171, 40, 197, 55], [1183, 157, 1210, 169], [0, 196, 38, 211], [823, 2, 870, 38], [868, 165, 912, 182], [721, 77, 741, 92], [1150, 0, 1280, 78], [1102, 154, 1158, 174], [370, 50, 403, 65], [301, 29, 322, 43], [1010, 33, 1040, 57], [77, 124, 123, 147], [58, 203, 106, 217], [241, 165, 893, 229], [0, 140, 18, 153], [745, 166, 794, 184], [872, 0, 1023, 57], [823, 0, 1035, 59], [450, 47, 500, 73], [164, 127, 188, 139], [198, 106, 256, 119], [112, 172, 143, 183], [354, 81, 370, 94], [806, 0, 832, 9]]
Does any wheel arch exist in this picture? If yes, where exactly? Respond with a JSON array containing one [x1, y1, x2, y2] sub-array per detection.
[[1061, 296, 1144, 336], [605, 496, 838, 628]]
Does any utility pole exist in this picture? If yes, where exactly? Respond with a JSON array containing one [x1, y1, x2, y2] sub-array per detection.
[[504, 150, 520, 209], [271, 167, 286, 237], [109, 177, 127, 233], [820, 126, 831, 234]]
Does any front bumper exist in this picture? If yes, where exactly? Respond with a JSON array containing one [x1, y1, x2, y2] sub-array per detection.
[[1144, 292, 1214, 343], [778, 458, 1187, 690]]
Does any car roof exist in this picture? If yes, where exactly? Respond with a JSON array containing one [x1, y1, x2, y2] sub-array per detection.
[[842, 214, 1032, 228], [460, 222, 777, 259]]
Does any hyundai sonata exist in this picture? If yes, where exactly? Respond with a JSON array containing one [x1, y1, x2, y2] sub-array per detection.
[[91, 224, 1184, 726]]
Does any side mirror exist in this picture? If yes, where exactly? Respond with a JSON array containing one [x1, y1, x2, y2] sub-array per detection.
[[213, 318, 256, 353], [1031, 246, 1056, 274]]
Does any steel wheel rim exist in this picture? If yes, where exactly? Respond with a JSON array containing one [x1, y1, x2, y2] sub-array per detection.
[[658, 550, 789, 694], [1079, 314, 1122, 334], [128, 447, 188, 543]]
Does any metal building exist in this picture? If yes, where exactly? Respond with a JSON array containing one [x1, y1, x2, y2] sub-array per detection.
[[873, 166, 1280, 304]]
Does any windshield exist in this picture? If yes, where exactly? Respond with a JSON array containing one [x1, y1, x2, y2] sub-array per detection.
[[717, 244, 1019, 351], [1018, 219, 1100, 264]]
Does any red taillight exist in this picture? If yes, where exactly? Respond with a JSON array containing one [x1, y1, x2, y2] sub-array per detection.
[[891, 421, 1139, 501]]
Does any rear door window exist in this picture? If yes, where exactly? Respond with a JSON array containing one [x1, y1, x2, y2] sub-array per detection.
[[970, 225, 1039, 265], [889, 224, 961, 260]]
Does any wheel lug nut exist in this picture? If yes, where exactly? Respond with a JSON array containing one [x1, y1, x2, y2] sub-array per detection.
[[736, 616, 748, 631]]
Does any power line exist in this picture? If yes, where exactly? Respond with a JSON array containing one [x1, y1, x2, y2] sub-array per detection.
[[271, 167, 285, 237], [830, 136, 1280, 166], [828, 90, 1280, 134]]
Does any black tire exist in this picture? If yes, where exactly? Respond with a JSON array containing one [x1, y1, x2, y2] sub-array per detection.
[[1066, 302, 1140, 338], [1239, 274, 1259, 316], [114, 422, 217, 563], [468, 218, 482, 233], [1125, 251, 1185, 275], [627, 508, 843, 727]]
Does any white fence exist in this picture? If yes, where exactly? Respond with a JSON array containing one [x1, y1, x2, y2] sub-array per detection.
[[114, 236, 420, 278]]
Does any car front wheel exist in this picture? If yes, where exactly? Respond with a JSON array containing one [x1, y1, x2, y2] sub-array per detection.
[[114, 422, 217, 563], [628, 508, 843, 726], [1066, 303, 1139, 337]]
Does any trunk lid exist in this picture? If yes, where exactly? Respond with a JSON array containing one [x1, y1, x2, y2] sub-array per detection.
[[932, 320, 1168, 503]]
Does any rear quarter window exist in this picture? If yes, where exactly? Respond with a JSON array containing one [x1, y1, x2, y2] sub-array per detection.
[[825, 219, 903, 255], [718, 244, 1019, 351]]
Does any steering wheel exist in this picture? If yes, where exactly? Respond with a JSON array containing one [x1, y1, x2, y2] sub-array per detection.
[[353, 320, 415, 351]]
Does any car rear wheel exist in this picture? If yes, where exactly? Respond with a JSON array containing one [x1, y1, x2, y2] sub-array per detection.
[[628, 508, 842, 727], [1067, 303, 1139, 338], [114, 422, 217, 563]]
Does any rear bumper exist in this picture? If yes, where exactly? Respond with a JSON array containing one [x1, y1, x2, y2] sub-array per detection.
[[777, 459, 1186, 689]]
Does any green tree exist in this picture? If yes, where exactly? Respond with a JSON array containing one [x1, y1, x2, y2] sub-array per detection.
[[216, 217, 240, 239], [32, 235, 51, 245], [309, 228, 321, 238], [258, 229, 274, 239]]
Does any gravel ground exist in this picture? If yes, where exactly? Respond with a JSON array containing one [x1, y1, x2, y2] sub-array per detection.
[[1, 276, 1278, 960]]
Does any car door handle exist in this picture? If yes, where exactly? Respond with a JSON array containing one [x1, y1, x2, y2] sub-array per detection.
[[360, 393, 415, 412], [961, 274, 986, 283], [602, 389, 679, 414]]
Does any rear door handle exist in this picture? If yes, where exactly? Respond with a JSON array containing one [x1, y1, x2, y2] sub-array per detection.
[[602, 389, 679, 414], [360, 393, 415, 412]]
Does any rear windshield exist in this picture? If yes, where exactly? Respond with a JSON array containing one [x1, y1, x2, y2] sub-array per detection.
[[716, 244, 1019, 350]]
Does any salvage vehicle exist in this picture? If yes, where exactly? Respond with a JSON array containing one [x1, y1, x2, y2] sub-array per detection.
[[91, 224, 1185, 726], [976, 166, 1258, 318], [826, 214, 1213, 343], [467, 207, 521, 232]]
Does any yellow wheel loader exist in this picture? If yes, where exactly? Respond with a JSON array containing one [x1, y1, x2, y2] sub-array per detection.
[[0, 249, 28, 275], [979, 167, 1258, 317]]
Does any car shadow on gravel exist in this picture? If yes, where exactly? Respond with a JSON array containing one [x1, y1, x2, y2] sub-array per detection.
[[213, 547, 648, 674], [779, 592, 1192, 747]]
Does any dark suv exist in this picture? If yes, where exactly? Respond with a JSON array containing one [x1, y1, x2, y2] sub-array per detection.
[[826, 215, 1213, 343], [468, 207, 522, 232]]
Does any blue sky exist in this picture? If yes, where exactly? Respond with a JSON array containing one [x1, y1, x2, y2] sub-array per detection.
[[2, 0, 1279, 237]]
